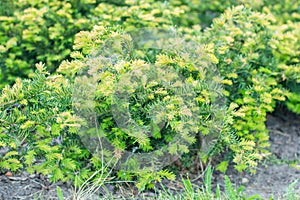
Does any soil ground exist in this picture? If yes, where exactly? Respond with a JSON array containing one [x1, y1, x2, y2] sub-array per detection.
[[1, 109, 299, 200]]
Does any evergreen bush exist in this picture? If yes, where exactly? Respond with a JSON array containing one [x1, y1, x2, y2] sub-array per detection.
[[0, 0, 299, 191]]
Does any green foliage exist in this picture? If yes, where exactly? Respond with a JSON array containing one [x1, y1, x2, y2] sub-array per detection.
[[0, 0, 98, 88], [60, 26, 226, 188], [179, 166, 254, 200], [0, 0, 299, 90], [56, 186, 65, 200], [0, 0, 299, 193], [201, 5, 299, 171], [284, 179, 300, 200], [0, 0, 195, 89], [0, 64, 106, 185], [135, 169, 176, 191], [286, 92, 300, 114], [0, 0, 15, 16]]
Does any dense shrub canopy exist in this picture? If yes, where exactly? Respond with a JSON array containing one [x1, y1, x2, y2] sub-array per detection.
[[0, 0, 299, 190]]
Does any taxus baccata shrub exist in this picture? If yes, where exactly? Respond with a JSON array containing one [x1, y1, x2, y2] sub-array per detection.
[[0, 0, 194, 89], [0, 1, 299, 191], [59, 27, 230, 190], [60, 5, 299, 173], [0, 33, 225, 190], [0, 0, 98, 89], [1, 0, 298, 89], [0, 63, 96, 184], [200, 5, 299, 171], [202, 6, 289, 171], [170, 0, 300, 26]]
